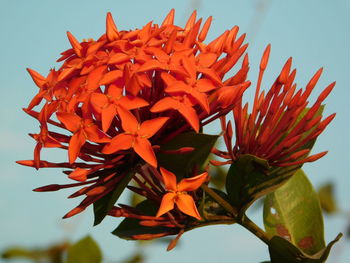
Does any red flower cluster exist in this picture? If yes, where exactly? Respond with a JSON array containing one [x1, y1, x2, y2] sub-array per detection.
[[215, 45, 335, 167], [19, 10, 335, 243], [18, 10, 249, 219]]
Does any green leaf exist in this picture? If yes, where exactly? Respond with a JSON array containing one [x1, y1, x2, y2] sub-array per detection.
[[226, 154, 278, 212], [112, 200, 177, 240], [264, 170, 325, 255], [318, 183, 338, 214], [157, 132, 218, 178], [93, 171, 135, 225], [66, 236, 102, 263], [268, 233, 342, 262]]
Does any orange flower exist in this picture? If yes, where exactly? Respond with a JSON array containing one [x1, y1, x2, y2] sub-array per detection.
[[90, 84, 149, 132], [156, 168, 207, 220], [102, 107, 169, 167], [20, 9, 249, 219], [57, 112, 111, 163]]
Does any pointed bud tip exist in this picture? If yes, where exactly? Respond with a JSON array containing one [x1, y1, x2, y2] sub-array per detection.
[[260, 44, 271, 70], [63, 207, 85, 219]]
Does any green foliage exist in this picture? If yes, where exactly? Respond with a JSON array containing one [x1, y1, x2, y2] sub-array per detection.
[[318, 183, 338, 214], [112, 200, 177, 240], [157, 132, 219, 179], [264, 170, 342, 262], [66, 236, 102, 263], [226, 154, 268, 212], [93, 171, 135, 225], [268, 233, 342, 263], [264, 170, 325, 254]]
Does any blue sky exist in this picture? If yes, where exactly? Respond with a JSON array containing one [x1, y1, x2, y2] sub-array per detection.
[[0, 0, 349, 262]]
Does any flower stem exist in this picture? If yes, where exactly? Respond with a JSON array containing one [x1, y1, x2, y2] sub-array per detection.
[[238, 214, 271, 245], [201, 184, 238, 216], [201, 185, 270, 246]]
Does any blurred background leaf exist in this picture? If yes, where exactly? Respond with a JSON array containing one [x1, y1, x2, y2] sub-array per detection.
[[317, 182, 338, 214], [66, 236, 102, 263]]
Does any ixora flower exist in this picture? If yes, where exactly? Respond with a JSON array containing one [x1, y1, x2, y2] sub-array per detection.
[[214, 44, 335, 168], [156, 168, 208, 220], [18, 9, 336, 255], [18, 9, 249, 220]]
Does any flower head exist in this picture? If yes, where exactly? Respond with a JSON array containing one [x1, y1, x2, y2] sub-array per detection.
[[156, 167, 208, 220], [216, 45, 335, 168], [19, 10, 248, 218]]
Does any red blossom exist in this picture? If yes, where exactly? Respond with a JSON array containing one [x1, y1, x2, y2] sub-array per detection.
[[19, 9, 248, 220]]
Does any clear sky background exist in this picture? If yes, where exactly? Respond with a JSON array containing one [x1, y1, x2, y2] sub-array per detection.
[[0, 0, 349, 262]]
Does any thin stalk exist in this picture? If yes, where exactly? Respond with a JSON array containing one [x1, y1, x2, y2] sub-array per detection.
[[201, 184, 238, 216], [239, 214, 271, 245]]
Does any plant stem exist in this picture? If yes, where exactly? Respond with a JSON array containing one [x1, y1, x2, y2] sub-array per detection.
[[201, 185, 271, 247], [201, 184, 238, 216], [239, 214, 271, 245]]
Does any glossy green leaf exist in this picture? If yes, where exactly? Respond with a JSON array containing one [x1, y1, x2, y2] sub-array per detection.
[[66, 236, 102, 263], [268, 233, 342, 262], [318, 183, 338, 214], [226, 154, 296, 213], [112, 200, 178, 240], [93, 171, 135, 225], [264, 170, 324, 255], [157, 132, 218, 179]]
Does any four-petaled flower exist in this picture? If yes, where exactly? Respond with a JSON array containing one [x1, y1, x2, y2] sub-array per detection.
[[156, 167, 208, 220], [102, 107, 169, 167]]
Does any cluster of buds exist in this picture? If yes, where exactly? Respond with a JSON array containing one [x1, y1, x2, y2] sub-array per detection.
[[213, 45, 335, 168], [19, 9, 334, 243]]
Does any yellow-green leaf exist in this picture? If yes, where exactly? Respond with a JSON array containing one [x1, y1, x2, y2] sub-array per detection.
[[66, 236, 102, 263], [264, 170, 324, 255]]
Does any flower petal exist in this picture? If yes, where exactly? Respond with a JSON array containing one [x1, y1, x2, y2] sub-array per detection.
[[119, 96, 149, 110], [134, 137, 157, 167], [150, 97, 177, 112], [87, 66, 107, 91], [68, 130, 86, 163], [160, 167, 177, 191], [99, 70, 123, 85], [117, 107, 139, 132], [101, 104, 117, 132], [156, 193, 176, 217], [176, 194, 201, 220], [56, 112, 81, 132], [139, 117, 169, 138], [27, 68, 46, 88], [177, 172, 208, 192], [178, 103, 200, 132], [90, 93, 108, 112], [106, 12, 120, 41], [102, 134, 133, 154], [84, 125, 111, 143]]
